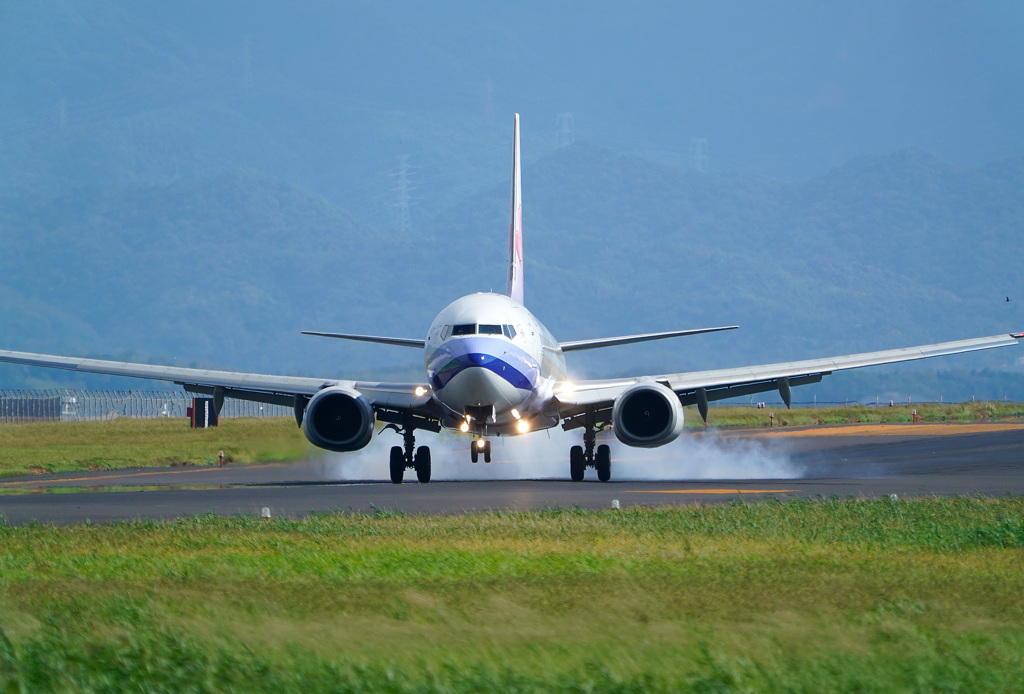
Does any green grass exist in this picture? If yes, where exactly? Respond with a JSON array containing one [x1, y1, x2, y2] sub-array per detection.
[[0, 417, 309, 477], [1, 498, 1023, 691], [692, 400, 1024, 428]]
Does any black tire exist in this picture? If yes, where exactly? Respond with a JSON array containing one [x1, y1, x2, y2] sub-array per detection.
[[483, 440, 492, 463], [569, 445, 585, 482], [596, 444, 611, 482], [389, 446, 405, 484], [415, 446, 431, 483], [471, 442, 479, 463]]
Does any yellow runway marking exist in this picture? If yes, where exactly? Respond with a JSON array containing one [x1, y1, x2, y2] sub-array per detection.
[[627, 489, 801, 495], [0, 464, 277, 488], [716, 422, 1024, 438]]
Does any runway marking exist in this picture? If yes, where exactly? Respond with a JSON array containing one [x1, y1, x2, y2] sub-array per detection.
[[627, 489, 801, 495], [0, 465, 243, 487], [714, 422, 1024, 438]]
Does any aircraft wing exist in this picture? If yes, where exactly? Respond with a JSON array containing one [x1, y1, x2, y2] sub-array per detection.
[[0, 349, 433, 413], [555, 332, 1024, 415]]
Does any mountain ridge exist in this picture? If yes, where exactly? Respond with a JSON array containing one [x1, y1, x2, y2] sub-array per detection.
[[2, 143, 1021, 401]]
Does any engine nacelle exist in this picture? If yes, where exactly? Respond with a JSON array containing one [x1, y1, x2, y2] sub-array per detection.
[[612, 383, 685, 448], [301, 386, 375, 452]]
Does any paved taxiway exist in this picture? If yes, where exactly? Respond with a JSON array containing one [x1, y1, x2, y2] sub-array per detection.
[[1, 423, 1022, 524]]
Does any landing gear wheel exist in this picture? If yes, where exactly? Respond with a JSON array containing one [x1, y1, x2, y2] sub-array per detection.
[[471, 440, 491, 463], [414, 446, 431, 483], [389, 446, 405, 484], [569, 445, 585, 482], [595, 444, 611, 482]]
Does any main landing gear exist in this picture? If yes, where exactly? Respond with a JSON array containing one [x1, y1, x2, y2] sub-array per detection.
[[470, 439, 492, 463], [569, 424, 611, 482], [388, 426, 431, 484]]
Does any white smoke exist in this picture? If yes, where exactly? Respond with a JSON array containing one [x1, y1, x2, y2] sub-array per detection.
[[313, 425, 801, 482]]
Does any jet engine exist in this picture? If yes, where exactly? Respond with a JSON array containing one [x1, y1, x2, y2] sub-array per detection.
[[301, 386, 375, 452], [612, 383, 684, 448]]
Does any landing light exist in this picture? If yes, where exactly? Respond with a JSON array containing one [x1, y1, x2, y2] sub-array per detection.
[[510, 408, 521, 419], [476, 438, 486, 449], [414, 386, 427, 397], [516, 419, 530, 434], [460, 420, 470, 433]]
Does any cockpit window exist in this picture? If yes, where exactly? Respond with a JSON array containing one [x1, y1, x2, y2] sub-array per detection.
[[449, 324, 517, 338]]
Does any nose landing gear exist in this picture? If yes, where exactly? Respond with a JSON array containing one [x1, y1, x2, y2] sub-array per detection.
[[470, 439, 492, 463]]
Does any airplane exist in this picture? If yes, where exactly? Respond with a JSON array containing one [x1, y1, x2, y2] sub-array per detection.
[[0, 114, 1021, 484]]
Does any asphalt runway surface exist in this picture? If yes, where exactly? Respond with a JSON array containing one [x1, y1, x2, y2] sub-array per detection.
[[1, 423, 1023, 525]]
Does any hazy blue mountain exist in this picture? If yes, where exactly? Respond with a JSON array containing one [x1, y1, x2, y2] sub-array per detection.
[[1, 3, 1022, 402], [1, 145, 1022, 402]]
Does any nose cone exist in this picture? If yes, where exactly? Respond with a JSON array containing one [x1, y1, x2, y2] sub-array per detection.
[[438, 366, 524, 414]]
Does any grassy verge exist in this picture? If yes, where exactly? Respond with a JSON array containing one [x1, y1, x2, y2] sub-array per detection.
[[1, 498, 1023, 691], [0, 417, 308, 477], [691, 399, 1024, 428]]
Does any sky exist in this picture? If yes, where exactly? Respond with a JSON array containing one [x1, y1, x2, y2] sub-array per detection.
[[229, 0, 1024, 178], [2, 1, 1022, 185]]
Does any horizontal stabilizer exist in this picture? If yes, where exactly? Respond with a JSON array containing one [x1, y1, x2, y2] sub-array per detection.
[[559, 325, 738, 352], [301, 331, 426, 348]]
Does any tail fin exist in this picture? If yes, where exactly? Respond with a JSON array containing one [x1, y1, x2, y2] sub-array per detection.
[[506, 113, 524, 304]]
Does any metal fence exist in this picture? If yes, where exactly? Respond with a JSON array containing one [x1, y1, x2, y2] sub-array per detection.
[[2, 390, 1013, 425], [0, 390, 291, 423]]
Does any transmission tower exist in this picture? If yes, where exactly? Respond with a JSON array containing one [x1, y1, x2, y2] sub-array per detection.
[[556, 113, 575, 147], [691, 137, 709, 174], [391, 156, 415, 235]]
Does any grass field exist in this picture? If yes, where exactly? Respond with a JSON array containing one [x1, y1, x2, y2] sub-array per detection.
[[699, 399, 1024, 428], [0, 417, 310, 477], [1, 497, 1022, 692], [1, 401, 1022, 479]]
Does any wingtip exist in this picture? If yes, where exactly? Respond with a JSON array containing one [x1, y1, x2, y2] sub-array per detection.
[[1011, 332, 1024, 339]]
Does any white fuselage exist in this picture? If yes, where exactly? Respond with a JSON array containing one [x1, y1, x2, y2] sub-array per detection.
[[424, 293, 565, 435]]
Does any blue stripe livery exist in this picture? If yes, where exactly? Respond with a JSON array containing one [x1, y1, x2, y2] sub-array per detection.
[[427, 337, 538, 393]]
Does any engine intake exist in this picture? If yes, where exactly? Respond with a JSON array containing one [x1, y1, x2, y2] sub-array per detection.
[[302, 386, 375, 452], [612, 383, 684, 448]]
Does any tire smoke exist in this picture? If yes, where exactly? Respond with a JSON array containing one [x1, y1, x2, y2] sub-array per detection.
[[318, 425, 801, 482]]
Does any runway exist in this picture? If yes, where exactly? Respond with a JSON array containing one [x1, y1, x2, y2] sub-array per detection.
[[1, 423, 1022, 525]]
